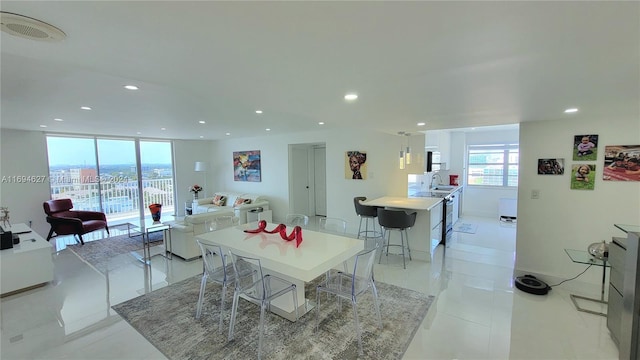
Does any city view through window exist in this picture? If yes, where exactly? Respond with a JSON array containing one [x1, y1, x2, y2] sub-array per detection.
[[46, 136, 175, 224]]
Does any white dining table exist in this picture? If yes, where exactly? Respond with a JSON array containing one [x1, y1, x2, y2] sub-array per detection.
[[195, 222, 364, 321]]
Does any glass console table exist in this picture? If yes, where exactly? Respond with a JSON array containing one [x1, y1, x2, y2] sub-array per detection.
[[564, 248, 610, 316], [127, 219, 173, 264]]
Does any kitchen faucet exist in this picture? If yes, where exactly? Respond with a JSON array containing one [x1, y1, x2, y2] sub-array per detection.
[[430, 173, 442, 189]]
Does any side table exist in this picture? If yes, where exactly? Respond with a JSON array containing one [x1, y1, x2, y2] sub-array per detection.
[[127, 220, 173, 264], [564, 248, 609, 316]]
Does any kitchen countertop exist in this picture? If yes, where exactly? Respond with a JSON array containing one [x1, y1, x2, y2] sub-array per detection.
[[361, 196, 443, 211], [408, 185, 463, 199]]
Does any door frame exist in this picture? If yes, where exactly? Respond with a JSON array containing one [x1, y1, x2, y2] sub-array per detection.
[[287, 143, 326, 216]]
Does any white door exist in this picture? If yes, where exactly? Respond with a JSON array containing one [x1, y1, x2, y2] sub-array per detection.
[[290, 146, 310, 215], [314, 146, 327, 216]]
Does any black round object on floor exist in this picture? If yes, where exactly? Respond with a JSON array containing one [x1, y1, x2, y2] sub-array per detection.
[[515, 275, 551, 295]]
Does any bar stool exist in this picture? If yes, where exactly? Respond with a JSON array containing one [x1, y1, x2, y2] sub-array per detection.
[[353, 197, 383, 248], [377, 208, 417, 269]]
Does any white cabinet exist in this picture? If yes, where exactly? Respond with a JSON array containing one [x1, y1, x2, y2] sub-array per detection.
[[425, 130, 451, 170], [431, 222, 442, 245], [429, 202, 443, 245], [1, 224, 54, 296]]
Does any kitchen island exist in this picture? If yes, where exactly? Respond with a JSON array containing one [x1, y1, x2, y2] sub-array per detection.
[[362, 196, 443, 262]]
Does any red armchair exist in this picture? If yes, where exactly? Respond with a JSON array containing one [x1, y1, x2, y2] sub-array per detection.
[[43, 199, 109, 245]]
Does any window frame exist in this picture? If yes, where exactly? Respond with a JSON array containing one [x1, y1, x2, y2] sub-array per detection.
[[466, 143, 519, 188]]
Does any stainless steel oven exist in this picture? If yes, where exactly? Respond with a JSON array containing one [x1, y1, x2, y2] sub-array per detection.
[[441, 194, 454, 244]]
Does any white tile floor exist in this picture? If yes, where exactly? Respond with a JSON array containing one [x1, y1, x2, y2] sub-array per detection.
[[0, 216, 618, 359]]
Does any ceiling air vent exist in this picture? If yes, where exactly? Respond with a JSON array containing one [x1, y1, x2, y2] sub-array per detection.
[[1, 11, 66, 42]]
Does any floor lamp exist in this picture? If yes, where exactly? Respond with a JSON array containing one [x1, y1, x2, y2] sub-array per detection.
[[194, 161, 207, 198]]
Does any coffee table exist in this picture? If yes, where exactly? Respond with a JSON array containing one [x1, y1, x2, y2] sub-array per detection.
[[127, 219, 173, 264], [195, 222, 364, 321]]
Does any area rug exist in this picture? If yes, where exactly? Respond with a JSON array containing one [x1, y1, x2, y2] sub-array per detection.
[[112, 275, 434, 359], [66, 231, 163, 274], [453, 222, 478, 234]]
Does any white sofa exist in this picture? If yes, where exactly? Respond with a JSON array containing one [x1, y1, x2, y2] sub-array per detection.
[[168, 210, 238, 260], [193, 192, 269, 224]]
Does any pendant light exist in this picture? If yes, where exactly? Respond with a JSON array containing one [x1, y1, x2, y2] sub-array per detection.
[[397, 131, 413, 169], [398, 131, 406, 169], [405, 133, 412, 165]]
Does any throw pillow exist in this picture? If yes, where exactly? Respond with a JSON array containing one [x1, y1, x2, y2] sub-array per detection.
[[212, 195, 226, 206], [233, 198, 252, 206]]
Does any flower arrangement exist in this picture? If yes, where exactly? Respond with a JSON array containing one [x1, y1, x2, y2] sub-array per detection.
[[189, 184, 203, 193]]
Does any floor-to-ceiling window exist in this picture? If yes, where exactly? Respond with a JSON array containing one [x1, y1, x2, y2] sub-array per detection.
[[46, 135, 174, 223]]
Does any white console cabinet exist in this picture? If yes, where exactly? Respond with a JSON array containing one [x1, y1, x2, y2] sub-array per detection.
[[1, 223, 54, 296]]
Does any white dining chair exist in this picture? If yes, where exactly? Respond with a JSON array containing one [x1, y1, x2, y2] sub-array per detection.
[[315, 246, 382, 355], [227, 251, 299, 360]]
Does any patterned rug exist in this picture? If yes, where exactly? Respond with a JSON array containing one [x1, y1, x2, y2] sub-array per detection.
[[66, 231, 163, 274], [453, 222, 478, 234], [112, 275, 434, 359]]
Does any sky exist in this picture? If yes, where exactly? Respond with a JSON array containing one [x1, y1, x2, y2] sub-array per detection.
[[46, 137, 172, 166]]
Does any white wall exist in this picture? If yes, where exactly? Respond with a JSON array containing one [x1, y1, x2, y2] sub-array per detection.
[[0, 130, 51, 237], [516, 116, 640, 287], [211, 129, 424, 234]]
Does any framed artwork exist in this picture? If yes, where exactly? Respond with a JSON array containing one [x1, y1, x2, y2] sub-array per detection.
[[233, 150, 261, 182], [603, 145, 640, 181], [345, 151, 367, 180], [538, 158, 565, 175], [570, 164, 596, 190], [573, 134, 598, 161]]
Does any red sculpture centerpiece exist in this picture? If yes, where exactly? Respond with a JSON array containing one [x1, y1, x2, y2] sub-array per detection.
[[244, 220, 303, 247]]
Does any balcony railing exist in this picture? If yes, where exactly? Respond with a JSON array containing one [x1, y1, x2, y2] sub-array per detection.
[[51, 178, 175, 223]]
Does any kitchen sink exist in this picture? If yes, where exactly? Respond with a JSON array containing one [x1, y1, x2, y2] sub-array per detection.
[[431, 185, 456, 191], [413, 191, 449, 198]]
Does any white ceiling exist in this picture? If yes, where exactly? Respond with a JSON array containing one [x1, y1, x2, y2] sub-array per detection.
[[1, 1, 638, 140]]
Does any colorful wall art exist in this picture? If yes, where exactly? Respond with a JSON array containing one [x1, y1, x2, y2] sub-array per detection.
[[233, 150, 261, 182], [603, 145, 640, 181], [345, 151, 367, 180], [538, 158, 565, 175]]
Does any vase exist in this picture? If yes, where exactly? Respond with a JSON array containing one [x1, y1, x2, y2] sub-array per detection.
[[193, 193, 199, 201], [149, 203, 162, 222]]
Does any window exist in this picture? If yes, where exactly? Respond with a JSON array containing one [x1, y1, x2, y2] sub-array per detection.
[[467, 144, 519, 187], [46, 135, 175, 223]]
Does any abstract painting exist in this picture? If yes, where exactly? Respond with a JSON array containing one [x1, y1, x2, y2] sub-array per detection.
[[233, 150, 261, 182]]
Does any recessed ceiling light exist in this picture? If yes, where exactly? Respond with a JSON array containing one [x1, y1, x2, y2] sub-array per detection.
[[124, 85, 139, 90], [54, 118, 63, 121], [417, 122, 426, 126], [39, 125, 47, 128], [318, 122, 325, 125], [226, 132, 231, 136], [344, 93, 358, 101], [160, 127, 166, 131], [198, 121, 206, 124], [199, 135, 204, 138], [80, 106, 92, 110], [564, 108, 579, 113], [256, 110, 263, 114], [136, 132, 142, 135], [265, 128, 271, 131]]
